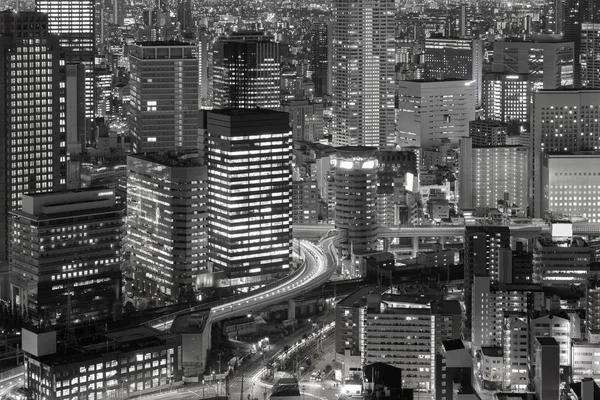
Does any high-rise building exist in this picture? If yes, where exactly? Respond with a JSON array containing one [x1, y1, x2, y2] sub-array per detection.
[[127, 154, 207, 301], [376, 150, 417, 225], [282, 99, 324, 143], [36, 0, 96, 118], [542, 152, 600, 221], [332, 147, 379, 258], [424, 37, 484, 105], [581, 23, 600, 88], [464, 226, 511, 339], [483, 72, 531, 124], [397, 79, 476, 149], [472, 145, 530, 212], [531, 89, 600, 217], [502, 313, 530, 391], [292, 180, 319, 224], [129, 41, 199, 154], [206, 109, 292, 287], [492, 39, 574, 89], [458, 138, 473, 210], [311, 22, 329, 98], [435, 340, 475, 400], [0, 11, 65, 260], [213, 34, 281, 110], [331, 0, 395, 148], [8, 189, 123, 326]]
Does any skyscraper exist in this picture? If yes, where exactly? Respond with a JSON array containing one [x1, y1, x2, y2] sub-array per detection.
[[0, 11, 65, 260], [206, 109, 292, 288], [531, 89, 600, 217], [213, 34, 281, 110], [310, 22, 329, 98], [8, 188, 124, 326], [581, 23, 600, 88], [333, 147, 379, 258], [129, 41, 199, 154], [424, 37, 484, 105], [492, 38, 574, 89], [127, 154, 207, 301], [36, 0, 96, 118], [483, 72, 531, 124], [472, 145, 530, 212], [331, 0, 395, 148]]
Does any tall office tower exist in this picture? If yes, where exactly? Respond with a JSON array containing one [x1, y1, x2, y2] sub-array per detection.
[[469, 120, 507, 146], [458, 138, 473, 210], [533, 235, 591, 286], [482, 72, 531, 125], [0, 11, 65, 261], [471, 146, 530, 211], [534, 337, 560, 400], [213, 34, 281, 110], [581, 24, 600, 88], [311, 22, 329, 98], [333, 147, 379, 258], [36, 0, 95, 118], [542, 153, 600, 221], [206, 109, 292, 288], [129, 42, 199, 154], [331, 0, 395, 148], [424, 37, 484, 105], [65, 63, 87, 156], [282, 99, 324, 143], [531, 89, 600, 217], [8, 189, 123, 326], [492, 39, 575, 90], [197, 31, 210, 108], [463, 226, 511, 340], [127, 154, 207, 301], [397, 79, 476, 149]]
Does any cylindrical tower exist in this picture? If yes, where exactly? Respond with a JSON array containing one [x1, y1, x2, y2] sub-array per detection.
[[333, 147, 379, 258]]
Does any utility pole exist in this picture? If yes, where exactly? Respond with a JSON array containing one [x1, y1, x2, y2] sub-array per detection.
[[240, 373, 244, 400]]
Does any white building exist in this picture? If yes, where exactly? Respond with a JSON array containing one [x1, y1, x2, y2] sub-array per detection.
[[542, 152, 600, 222], [530, 313, 573, 367], [331, 0, 395, 148], [397, 79, 476, 150]]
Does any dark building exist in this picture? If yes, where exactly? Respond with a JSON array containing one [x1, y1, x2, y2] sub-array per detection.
[[0, 11, 65, 261], [8, 189, 124, 327], [463, 226, 511, 339], [206, 109, 292, 287], [310, 22, 329, 97], [435, 339, 474, 400], [469, 120, 508, 147], [36, 0, 96, 118], [128, 41, 199, 154], [213, 33, 281, 110]]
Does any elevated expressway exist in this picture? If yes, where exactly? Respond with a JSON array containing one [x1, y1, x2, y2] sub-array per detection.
[[293, 222, 600, 239], [145, 239, 335, 331]]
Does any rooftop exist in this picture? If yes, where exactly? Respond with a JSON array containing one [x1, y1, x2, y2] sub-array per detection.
[[536, 337, 559, 346], [129, 153, 203, 168], [134, 40, 193, 46], [481, 346, 503, 357]]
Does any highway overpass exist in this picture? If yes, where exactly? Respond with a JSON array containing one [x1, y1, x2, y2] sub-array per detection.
[[144, 239, 334, 331]]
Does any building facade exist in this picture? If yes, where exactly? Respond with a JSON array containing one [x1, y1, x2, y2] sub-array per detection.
[[331, 0, 395, 148], [482, 72, 531, 124], [213, 34, 281, 110], [0, 11, 65, 260], [397, 79, 476, 149], [129, 42, 199, 153], [581, 23, 600, 89], [206, 109, 292, 287], [332, 147, 379, 258], [472, 146, 529, 212], [9, 189, 123, 326], [127, 154, 207, 301]]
